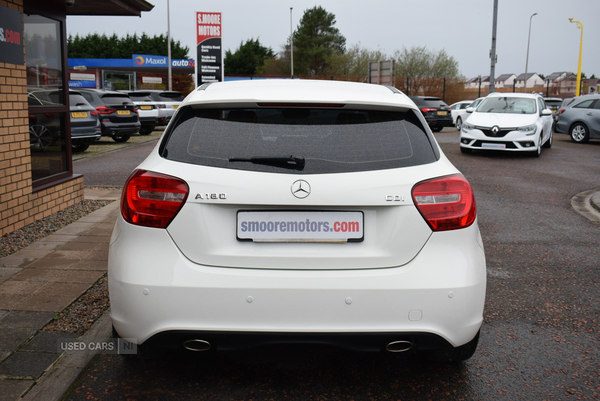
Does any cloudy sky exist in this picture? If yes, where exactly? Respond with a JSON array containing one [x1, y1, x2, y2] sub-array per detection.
[[66, 0, 599, 79]]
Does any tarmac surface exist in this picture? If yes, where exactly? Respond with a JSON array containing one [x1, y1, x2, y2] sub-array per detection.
[[0, 186, 599, 401]]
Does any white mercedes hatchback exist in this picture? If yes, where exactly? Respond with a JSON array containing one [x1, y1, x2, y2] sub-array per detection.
[[109, 80, 486, 362], [459, 92, 553, 156]]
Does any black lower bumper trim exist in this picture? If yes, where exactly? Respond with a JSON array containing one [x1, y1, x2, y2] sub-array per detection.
[[142, 330, 453, 353]]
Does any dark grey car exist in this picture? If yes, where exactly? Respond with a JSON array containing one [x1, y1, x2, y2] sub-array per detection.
[[27, 88, 101, 152], [78, 89, 141, 143], [408, 96, 453, 132], [555, 95, 600, 143], [69, 91, 101, 152]]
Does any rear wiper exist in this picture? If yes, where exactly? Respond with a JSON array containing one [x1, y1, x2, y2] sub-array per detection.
[[229, 155, 305, 169]]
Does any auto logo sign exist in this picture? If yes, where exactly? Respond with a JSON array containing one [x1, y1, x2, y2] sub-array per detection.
[[291, 180, 311, 199]]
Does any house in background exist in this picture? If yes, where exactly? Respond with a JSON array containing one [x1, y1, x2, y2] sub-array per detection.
[[545, 72, 578, 96], [494, 74, 516, 89], [465, 76, 490, 89], [0, 0, 153, 237], [514, 73, 545, 90]]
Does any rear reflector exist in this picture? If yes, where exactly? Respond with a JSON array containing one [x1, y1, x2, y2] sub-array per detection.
[[411, 174, 476, 231], [121, 169, 189, 228]]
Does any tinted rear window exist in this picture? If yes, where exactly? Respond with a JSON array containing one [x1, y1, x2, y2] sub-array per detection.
[[100, 95, 133, 106], [128, 93, 154, 101], [155, 92, 184, 101], [69, 94, 89, 105], [161, 107, 438, 174]]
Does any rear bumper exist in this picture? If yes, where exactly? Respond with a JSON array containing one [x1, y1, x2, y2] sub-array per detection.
[[109, 216, 486, 350], [101, 122, 141, 136]]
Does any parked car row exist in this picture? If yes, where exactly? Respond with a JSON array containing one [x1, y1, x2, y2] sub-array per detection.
[[27, 87, 184, 152]]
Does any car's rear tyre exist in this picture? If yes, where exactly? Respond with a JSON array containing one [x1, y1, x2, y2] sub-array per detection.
[[460, 146, 472, 154], [112, 134, 131, 143], [431, 126, 443, 132], [542, 131, 553, 148], [139, 125, 155, 135], [456, 117, 462, 131], [29, 125, 54, 151], [423, 330, 480, 363], [570, 123, 589, 143], [71, 143, 89, 152]]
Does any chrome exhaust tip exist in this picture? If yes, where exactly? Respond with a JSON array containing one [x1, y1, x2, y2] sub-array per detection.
[[183, 339, 211, 352], [386, 340, 413, 353]]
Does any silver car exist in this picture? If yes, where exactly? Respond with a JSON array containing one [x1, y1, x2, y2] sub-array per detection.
[[555, 95, 600, 143], [145, 90, 184, 126]]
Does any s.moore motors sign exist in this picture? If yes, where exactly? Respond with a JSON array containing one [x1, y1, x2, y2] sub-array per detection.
[[196, 12, 222, 85]]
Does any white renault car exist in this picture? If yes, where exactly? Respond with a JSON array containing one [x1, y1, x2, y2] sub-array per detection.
[[109, 80, 486, 362], [459, 92, 553, 156]]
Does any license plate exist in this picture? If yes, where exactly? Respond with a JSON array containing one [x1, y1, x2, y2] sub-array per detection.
[[482, 143, 506, 149], [117, 110, 130, 115], [237, 211, 364, 243], [437, 111, 448, 115], [140, 105, 152, 110], [71, 112, 88, 118]]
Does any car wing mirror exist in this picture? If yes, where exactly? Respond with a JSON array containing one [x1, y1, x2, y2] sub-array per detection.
[[466, 107, 474, 113], [541, 109, 552, 116]]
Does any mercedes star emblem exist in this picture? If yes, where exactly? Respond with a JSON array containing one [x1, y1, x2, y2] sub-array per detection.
[[291, 180, 311, 199]]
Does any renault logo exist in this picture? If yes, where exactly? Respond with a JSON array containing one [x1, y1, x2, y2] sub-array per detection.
[[491, 126, 500, 135], [291, 180, 311, 199]]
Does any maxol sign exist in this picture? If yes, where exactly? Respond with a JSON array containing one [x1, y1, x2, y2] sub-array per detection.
[[133, 54, 168, 66], [132, 55, 196, 68]]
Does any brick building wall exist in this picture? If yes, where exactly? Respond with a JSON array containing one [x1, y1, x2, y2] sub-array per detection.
[[0, 0, 84, 237]]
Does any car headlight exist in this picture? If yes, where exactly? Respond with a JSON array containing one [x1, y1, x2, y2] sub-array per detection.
[[462, 122, 475, 132], [517, 124, 536, 135]]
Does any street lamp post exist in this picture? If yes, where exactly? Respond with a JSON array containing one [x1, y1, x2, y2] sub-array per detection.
[[569, 18, 584, 96], [167, 0, 172, 91], [524, 12, 537, 93], [290, 7, 294, 79]]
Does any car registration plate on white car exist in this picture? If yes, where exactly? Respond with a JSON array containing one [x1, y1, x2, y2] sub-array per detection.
[[237, 211, 364, 243], [482, 143, 506, 149]]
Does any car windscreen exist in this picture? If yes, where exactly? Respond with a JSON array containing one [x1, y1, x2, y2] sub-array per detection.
[[477, 97, 536, 114], [161, 107, 438, 174], [100, 95, 133, 106]]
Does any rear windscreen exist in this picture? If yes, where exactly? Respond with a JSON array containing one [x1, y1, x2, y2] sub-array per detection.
[[161, 107, 438, 174], [159, 93, 184, 101], [128, 94, 154, 102], [100, 95, 133, 106]]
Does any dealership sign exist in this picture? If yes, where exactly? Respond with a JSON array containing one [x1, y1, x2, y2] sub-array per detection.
[[196, 12, 222, 85], [0, 5, 24, 65]]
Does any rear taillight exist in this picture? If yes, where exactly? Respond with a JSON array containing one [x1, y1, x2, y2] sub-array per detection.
[[558, 108, 565, 114], [90, 110, 98, 117], [421, 108, 437, 113], [412, 174, 476, 231], [96, 106, 116, 115], [132, 107, 139, 114], [121, 170, 189, 228]]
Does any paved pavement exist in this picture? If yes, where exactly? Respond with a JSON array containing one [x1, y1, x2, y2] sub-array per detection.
[[0, 186, 599, 401]]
